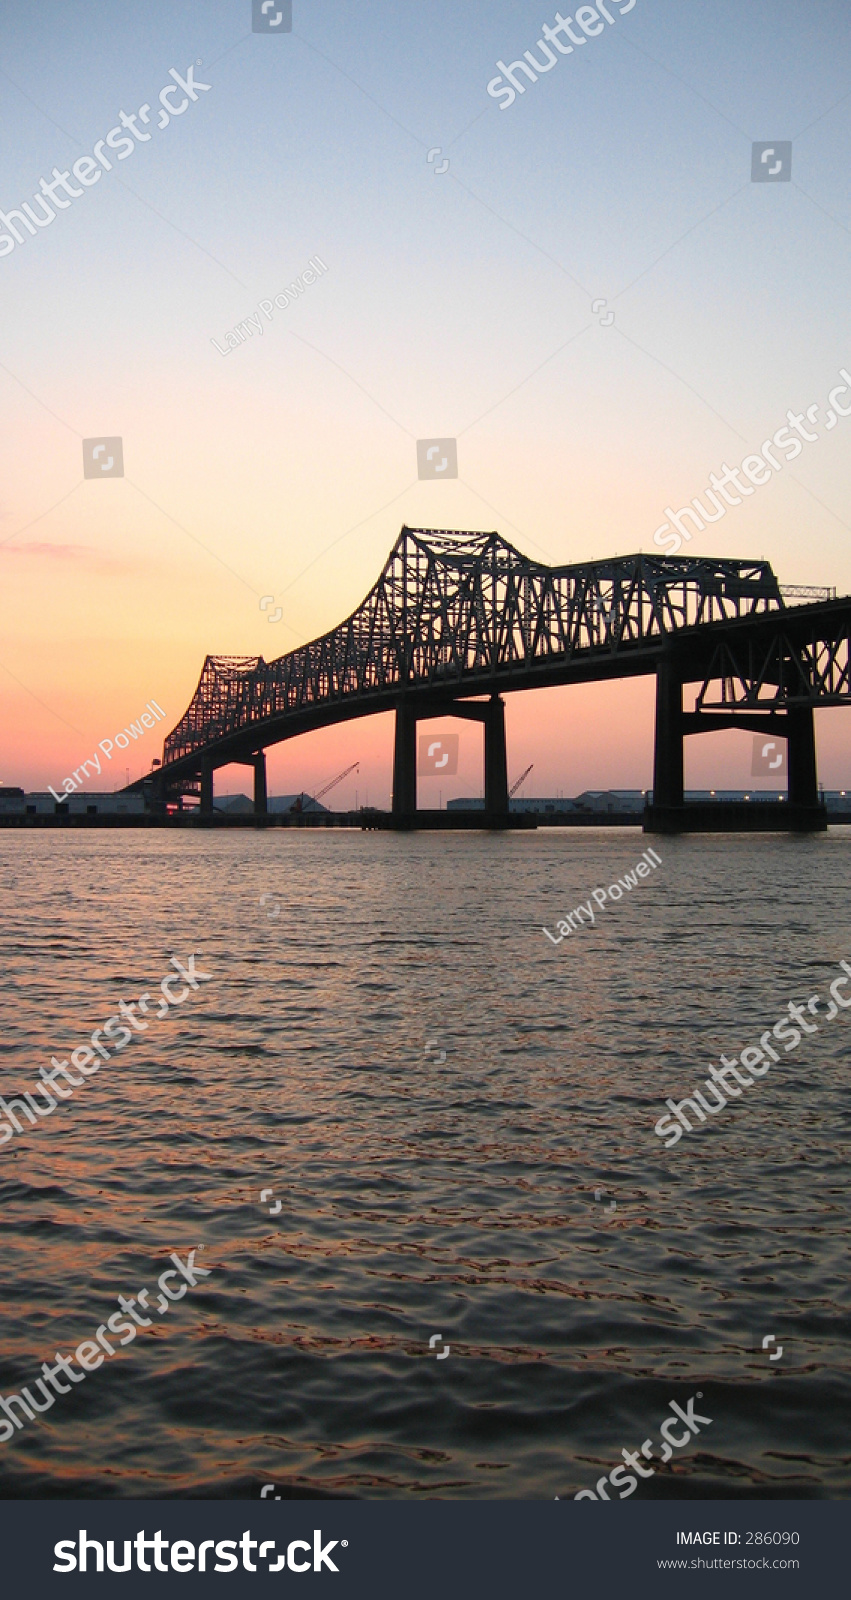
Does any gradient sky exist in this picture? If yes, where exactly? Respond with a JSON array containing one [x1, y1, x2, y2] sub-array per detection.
[[1, 0, 850, 807]]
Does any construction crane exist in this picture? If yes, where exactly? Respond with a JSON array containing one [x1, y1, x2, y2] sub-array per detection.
[[509, 763, 533, 798], [290, 761, 360, 813]]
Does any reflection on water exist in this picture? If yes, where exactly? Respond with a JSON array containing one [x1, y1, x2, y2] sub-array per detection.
[[0, 828, 848, 1498]]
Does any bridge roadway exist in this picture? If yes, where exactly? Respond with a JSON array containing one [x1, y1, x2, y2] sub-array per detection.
[[138, 528, 851, 831]]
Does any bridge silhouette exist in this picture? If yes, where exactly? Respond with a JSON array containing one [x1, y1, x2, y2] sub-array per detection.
[[145, 527, 851, 831]]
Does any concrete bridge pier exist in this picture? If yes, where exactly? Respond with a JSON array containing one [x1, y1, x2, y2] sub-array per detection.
[[196, 753, 267, 818], [199, 758, 214, 816], [484, 694, 509, 816], [392, 692, 511, 825], [252, 751, 268, 815], [786, 706, 818, 808], [392, 702, 417, 820], [146, 771, 166, 815], [652, 659, 684, 810], [647, 657, 826, 832]]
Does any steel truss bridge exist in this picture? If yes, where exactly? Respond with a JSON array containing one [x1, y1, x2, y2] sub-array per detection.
[[144, 527, 851, 829]]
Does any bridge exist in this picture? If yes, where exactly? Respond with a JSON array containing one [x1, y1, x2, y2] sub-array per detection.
[[144, 527, 851, 830]]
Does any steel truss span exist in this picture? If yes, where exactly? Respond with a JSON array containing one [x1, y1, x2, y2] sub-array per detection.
[[161, 528, 798, 767], [147, 526, 851, 829]]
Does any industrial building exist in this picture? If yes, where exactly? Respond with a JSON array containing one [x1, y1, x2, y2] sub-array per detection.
[[214, 793, 330, 815], [0, 788, 145, 816], [448, 790, 851, 815]]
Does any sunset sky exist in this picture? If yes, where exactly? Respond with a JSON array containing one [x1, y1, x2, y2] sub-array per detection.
[[1, 0, 850, 806]]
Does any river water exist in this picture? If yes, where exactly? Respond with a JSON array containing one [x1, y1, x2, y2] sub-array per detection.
[[0, 828, 848, 1499]]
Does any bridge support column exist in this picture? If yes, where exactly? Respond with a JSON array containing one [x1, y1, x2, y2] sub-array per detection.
[[252, 752, 268, 816], [392, 702, 417, 820], [484, 695, 509, 817], [146, 773, 166, 816], [653, 660, 684, 810], [199, 760, 214, 817], [786, 706, 818, 809]]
